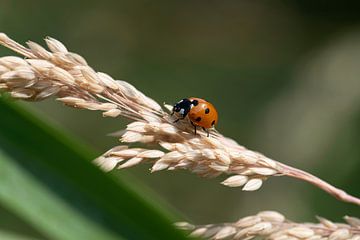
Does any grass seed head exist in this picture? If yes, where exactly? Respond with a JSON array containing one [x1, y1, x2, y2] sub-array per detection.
[[178, 212, 360, 240], [1, 33, 359, 206]]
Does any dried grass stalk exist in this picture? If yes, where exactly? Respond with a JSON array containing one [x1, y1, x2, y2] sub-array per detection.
[[0, 33, 359, 206], [176, 211, 360, 240]]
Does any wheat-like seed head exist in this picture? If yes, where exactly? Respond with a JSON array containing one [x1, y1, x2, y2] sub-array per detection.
[[0, 33, 359, 205], [176, 211, 360, 240], [0, 32, 279, 191]]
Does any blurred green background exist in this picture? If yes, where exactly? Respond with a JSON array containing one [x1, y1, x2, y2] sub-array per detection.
[[0, 0, 359, 239]]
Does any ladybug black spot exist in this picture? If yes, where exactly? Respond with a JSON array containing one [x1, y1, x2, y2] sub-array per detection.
[[192, 100, 199, 106], [211, 120, 215, 125], [196, 117, 202, 122], [205, 108, 210, 114]]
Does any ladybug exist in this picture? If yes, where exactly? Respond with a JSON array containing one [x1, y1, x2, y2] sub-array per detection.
[[172, 97, 218, 136]]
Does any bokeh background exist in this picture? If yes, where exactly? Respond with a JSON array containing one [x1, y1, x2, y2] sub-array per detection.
[[1, 0, 359, 238]]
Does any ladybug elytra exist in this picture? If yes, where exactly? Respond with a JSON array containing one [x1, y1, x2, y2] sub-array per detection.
[[172, 97, 218, 136]]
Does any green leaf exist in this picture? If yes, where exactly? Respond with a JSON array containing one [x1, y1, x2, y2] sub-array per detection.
[[0, 229, 40, 240], [0, 98, 188, 240]]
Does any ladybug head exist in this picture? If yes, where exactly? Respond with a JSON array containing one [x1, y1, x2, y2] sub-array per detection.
[[172, 98, 192, 117], [172, 103, 182, 113]]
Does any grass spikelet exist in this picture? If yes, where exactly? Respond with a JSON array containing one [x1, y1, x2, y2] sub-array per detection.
[[0, 33, 359, 206], [177, 211, 360, 240]]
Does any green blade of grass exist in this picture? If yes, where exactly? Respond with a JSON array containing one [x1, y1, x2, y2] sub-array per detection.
[[0, 148, 123, 240], [0, 229, 40, 240], [0, 98, 187, 240]]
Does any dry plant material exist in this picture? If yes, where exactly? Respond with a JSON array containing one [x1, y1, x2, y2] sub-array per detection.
[[176, 211, 360, 240], [0, 33, 359, 206]]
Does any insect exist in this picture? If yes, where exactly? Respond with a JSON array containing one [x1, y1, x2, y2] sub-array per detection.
[[172, 97, 218, 137]]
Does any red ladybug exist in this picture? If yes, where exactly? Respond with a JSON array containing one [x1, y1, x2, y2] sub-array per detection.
[[172, 97, 218, 136]]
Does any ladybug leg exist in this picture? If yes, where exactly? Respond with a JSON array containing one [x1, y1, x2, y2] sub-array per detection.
[[190, 121, 197, 135], [202, 127, 209, 137], [173, 116, 185, 123]]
